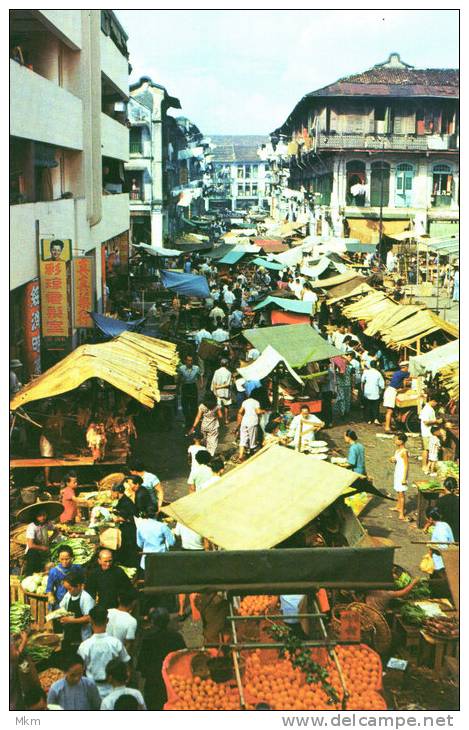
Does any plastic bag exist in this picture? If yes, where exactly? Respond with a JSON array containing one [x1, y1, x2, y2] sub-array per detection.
[[419, 553, 434, 575]]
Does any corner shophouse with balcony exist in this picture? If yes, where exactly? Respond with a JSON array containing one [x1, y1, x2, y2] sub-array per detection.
[[272, 54, 459, 243], [10, 9, 130, 371]]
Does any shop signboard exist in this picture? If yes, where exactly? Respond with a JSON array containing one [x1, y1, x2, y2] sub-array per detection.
[[72, 257, 93, 328], [39, 260, 69, 337], [22, 279, 42, 377]]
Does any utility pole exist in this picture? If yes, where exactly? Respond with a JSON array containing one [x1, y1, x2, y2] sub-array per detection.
[[378, 142, 385, 263]]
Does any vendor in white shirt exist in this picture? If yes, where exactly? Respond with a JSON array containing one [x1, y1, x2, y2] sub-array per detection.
[[288, 405, 324, 451]]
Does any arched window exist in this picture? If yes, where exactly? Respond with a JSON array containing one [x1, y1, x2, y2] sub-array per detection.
[[432, 164, 453, 207], [395, 163, 415, 207], [346, 160, 366, 206], [370, 161, 390, 207]]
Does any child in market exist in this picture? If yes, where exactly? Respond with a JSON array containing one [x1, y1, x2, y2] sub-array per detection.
[[428, 425, 441, 474]]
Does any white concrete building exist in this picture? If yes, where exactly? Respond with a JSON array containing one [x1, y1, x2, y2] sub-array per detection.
[[207, 136, 271, 212], [10, 9, 130, 369]]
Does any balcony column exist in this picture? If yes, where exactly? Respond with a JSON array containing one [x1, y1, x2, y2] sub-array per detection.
[[389, 164, 397, 208], [330, 157, 343, 209], [364, 160, 372, 206], [452, 171, 459, 209]]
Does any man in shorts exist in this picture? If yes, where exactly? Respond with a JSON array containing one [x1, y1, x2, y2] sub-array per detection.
[[211, 359, 232, 425], [383, 361, 411, 433]]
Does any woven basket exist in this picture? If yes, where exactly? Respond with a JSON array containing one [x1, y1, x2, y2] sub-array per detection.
[[98, 472, 126, 491], [346, 602, 392, 654]]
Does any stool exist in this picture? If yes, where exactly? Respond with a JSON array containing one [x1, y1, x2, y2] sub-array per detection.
[[394, 615, 421, 653], [419, 630, 459, 679]]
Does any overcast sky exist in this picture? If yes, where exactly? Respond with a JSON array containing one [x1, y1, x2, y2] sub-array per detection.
[[116, 10, 459, 136]]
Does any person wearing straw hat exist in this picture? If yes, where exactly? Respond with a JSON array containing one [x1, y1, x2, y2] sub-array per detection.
[[17, 499, 63, 576]]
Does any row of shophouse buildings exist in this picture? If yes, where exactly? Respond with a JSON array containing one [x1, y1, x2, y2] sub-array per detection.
[[10, 9, 458, 377]]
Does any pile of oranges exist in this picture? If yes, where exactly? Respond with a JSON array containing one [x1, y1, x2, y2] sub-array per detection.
[[168, 674, 241, 710], [238, 595, 278, 616], [165, 645, 386, 711]]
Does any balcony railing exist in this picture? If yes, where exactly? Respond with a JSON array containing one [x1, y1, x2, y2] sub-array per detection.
[[130, 141, 143, 154], [129, 190, 144, 201], [315, 132, 458, 152]]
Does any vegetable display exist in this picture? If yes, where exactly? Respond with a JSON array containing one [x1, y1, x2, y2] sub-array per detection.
[[45, 608, 73, 623], [418, 480, 443, 492], [117, 565, 137, 581], [423, 615, 459, 639], [21, 573, 48, 595], [400, 603, 427, 626], [50, 538, 94, 565], [394, 572, 431, 599], [25, 638, 55, 662], [10, 602, 32, 634], [436, 461, 459, 480], [39, 667, 63, 693]]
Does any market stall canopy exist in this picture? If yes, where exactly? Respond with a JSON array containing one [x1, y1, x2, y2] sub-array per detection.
[[424, 237, 459, 257], [253, 296, 313, 316], [203, 244, 235, 260], [242, 324, 341, 368], [344, 242, 377, 253], [90, 312, 146, 338], [439, 362, 459, 400], [254, 239, 289, 254], [409, 340, 459, 378], [133, 243, 181, 257], [237, 345, 304, 385], [325, 276, 368, 301], [272, 245, 305, 268], [311, 271, 361, 289], [379, 310, 458, 350], [250, 257, 284, 271], [217, 250, 246, 265], [10, 332, 179, 410], [161, 445, 360, 550], [301, 258, 332, 279], [327, 281, 374, 304], [160, 270, 210, 298]]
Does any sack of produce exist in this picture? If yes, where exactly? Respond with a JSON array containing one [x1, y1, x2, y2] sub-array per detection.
[[419, 553, 435, 575], [21, 573, 48, 595]]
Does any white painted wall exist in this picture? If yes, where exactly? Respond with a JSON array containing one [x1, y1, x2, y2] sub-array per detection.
[[10, 60, 83, 150], [91, 194, 130, 247], [101, 113, 129, 162], [36, 10, 83, 49], [100, 32, 129, 99]]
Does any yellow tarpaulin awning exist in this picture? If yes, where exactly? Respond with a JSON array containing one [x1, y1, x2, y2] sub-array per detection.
[[10, 331, 179, 410], [161, 444, 360, 550], [311, 271, 361, 289]]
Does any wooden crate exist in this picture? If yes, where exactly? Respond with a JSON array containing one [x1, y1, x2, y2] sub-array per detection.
[[10, 575, 25, 604], [23, 592, 52, 631]]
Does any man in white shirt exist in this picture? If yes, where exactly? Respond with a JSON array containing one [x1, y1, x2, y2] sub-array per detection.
[[332, 324, 347, 351], [100, 659, 146, 710], [208, 304, 225, 324], [211, 324, 229, 343], [288, 405, 324, 451], [106, 591, 138, 655], [78, 606, 130, 698], [223, 287, 236, 311], [419, 396, 440, 474], [188, 450, 214, 492], [361, 361, 385, 424], [211, 359, 232, 424]]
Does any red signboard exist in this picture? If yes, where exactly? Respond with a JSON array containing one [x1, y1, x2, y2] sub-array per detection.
[[39, 260, 69, 337], [23, 279, 42, 377], [72, 257, 93, 328]]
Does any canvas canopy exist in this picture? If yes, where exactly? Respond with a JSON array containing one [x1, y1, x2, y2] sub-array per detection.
[[217, 251, 246, 265], [243, 324, 341, 368], [161, 445, 360, 550], [203, 244, 235, 260], [237, 345, 304, 384], [160, 270, 210, 298], [250, 257, 284, 271], [327, 281, 374, 304], [91, 312, 145, 338], [311, 271, 361, 289], [253, 296, 313, 315], [301, 258, 332, 279], [409, 340, 459, 377], [133, 243, 181, 257], [10, 332, 179, 410]]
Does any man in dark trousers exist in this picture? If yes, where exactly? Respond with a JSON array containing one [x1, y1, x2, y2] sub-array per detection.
[[85, 548, 132, 610]]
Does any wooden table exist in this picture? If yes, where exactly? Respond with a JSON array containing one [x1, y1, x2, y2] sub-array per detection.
[[419, 630, 459, 679], [10, 457, 127, 468], [414, 482, 444, 528]]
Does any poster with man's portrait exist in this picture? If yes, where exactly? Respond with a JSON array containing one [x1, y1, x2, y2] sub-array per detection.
[[41, 238, 72, 262]]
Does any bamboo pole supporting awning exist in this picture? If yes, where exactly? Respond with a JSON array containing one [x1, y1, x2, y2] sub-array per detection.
[[10, 331, 179, 410]]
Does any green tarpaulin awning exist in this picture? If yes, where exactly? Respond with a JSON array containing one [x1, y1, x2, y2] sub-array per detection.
[[253, 296, 313, 315], [218, 250, 246, 265], [203, 244, 235, 260], [251, 257, 285, 271], [242, 323, 341, 367]]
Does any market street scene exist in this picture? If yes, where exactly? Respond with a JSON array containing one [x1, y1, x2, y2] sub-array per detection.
[[9, 8, 459, 716]]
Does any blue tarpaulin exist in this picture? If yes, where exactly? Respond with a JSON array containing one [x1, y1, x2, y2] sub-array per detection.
[[91, 312, 146, 338], [160, 270, 210, 298]]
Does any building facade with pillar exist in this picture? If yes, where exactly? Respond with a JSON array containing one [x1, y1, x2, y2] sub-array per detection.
[[10, 9, 130, 371], [268, 54, 459, 242]]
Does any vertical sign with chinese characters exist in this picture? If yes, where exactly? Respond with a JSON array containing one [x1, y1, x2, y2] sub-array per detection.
[[23, 279, 42, 377], [39, 260, 69, 337], [72, 257, 93, 328]]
